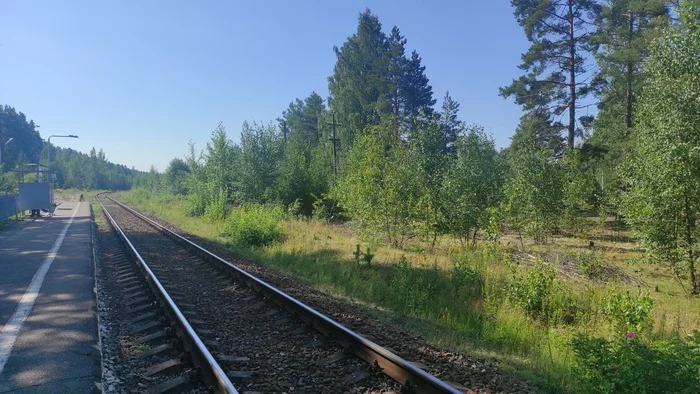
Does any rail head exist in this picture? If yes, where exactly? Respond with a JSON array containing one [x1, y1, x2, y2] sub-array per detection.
[[105, 195, 463, 394], [97, 194, 239, 394]]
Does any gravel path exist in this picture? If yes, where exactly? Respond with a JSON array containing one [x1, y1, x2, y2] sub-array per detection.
[[101, 199, 401, 394]]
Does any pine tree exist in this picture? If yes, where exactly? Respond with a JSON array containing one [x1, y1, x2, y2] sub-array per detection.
[[328, 9, 390, 144], [403, 50, 436, 130], [592, 0, 669, 130], [500, 0, 600, 148], [507, 109, 566, 158], [388, 26, 407, 140], [282, 92, 327, 144], [440, 91, 462, 153]]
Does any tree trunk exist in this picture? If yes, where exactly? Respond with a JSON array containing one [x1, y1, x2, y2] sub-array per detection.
[[394, 88, 400, 140], [625, 10, 634, 130], [568, 0, 576, 148], [684, 197, 698, 294]]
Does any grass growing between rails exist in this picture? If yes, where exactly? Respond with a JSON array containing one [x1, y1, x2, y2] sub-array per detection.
[[116, 188, 700, 393]]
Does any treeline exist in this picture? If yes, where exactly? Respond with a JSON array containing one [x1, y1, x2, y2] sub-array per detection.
[[144, 1, 700, 293], [50, 146, 135, 190], [0, 104, 138, 192]]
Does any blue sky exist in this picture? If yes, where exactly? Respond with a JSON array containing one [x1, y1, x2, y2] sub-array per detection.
[[1, 1, 532, 171]]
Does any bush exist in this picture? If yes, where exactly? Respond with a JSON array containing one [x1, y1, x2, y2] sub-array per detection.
[[602, 287, 653, 335], [572, 332, 700, 393], [508, 261, 558, 319], [287, 199, 304, 219], [184, 187, 208, 217], [312, 194, 340, 222], [205, 188, 229, 221], [223, 204, 284, 247]]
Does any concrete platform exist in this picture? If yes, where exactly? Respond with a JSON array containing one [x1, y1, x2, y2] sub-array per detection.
[[0, 202, 100, 393]]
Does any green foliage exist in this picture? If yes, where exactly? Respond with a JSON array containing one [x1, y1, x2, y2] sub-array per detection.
[[223, 204, 284, 247], [239, 122, 283, 203], [440, 91, 461, 153], [286, 199, 304, 219], [281, 92, 327, 143], [202, 123, 240, 201], [592, 0, 669, 129], [508, 261, 558, 319], [311, 194, 337, 222], [0, 105, 43, 172], [501, 0, 599, 147], [165, 158, 189, 195], [204, 188, 229, 221], [602, 287, 654, 334], [440, 126, 501, 247], [0, 172, 17, 194], [334, 125, 425, 247], [450, 253, 484, 299], [622, 6, 700, 293], [503, 139, 564, 244], [328, 9, 435, 143], [572, 333, 700, 393]]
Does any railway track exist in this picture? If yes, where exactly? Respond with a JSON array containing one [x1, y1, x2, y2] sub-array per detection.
[[97, 193, 463, 394]]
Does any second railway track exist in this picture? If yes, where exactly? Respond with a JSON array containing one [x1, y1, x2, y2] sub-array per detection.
[[97, 193, 463, 394]]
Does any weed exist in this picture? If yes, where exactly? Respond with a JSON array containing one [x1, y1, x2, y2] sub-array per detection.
[[223, 203, 284, 247], [603, 286, 654, 335], [508, 260, 558, 319], [572, 331, 700, 393]]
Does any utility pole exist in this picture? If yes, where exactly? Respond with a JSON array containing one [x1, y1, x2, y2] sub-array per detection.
[[327, 113, 341, 178]]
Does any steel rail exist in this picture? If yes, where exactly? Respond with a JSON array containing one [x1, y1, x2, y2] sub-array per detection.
[[104, 195, 462, 394], [97, 193, 239, 394]]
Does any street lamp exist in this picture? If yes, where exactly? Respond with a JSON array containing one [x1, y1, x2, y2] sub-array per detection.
[[0, 137, 14, 172], [46, 134, 79, 172]]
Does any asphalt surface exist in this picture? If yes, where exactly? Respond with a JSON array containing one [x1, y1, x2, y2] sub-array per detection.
[[0, 202, 101, 393]]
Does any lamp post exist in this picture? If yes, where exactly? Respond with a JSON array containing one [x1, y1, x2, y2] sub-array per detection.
[[0, 137, 14, 173], [46, 134, 79, 171]]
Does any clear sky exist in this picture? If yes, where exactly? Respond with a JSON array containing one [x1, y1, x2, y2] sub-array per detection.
[[0, 1, 532, 171]]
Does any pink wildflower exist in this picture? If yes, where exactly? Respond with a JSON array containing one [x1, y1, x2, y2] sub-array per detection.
[[626, 332, 635, 339]]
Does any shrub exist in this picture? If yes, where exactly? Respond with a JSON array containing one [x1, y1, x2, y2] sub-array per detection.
[[204, 188, 229, 221], [287, 199, 304, 219], [224, 204, 284, 247], [312, 194, 339, 222], [602, 287, 653, 335], [184, 187, 208, 217], [572, 332, 700, 393], [508, 261, 558, 319]]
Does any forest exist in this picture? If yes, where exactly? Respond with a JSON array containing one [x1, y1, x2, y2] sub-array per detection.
[[0, 105, 138, 192], [3, 0, 700, 392]]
